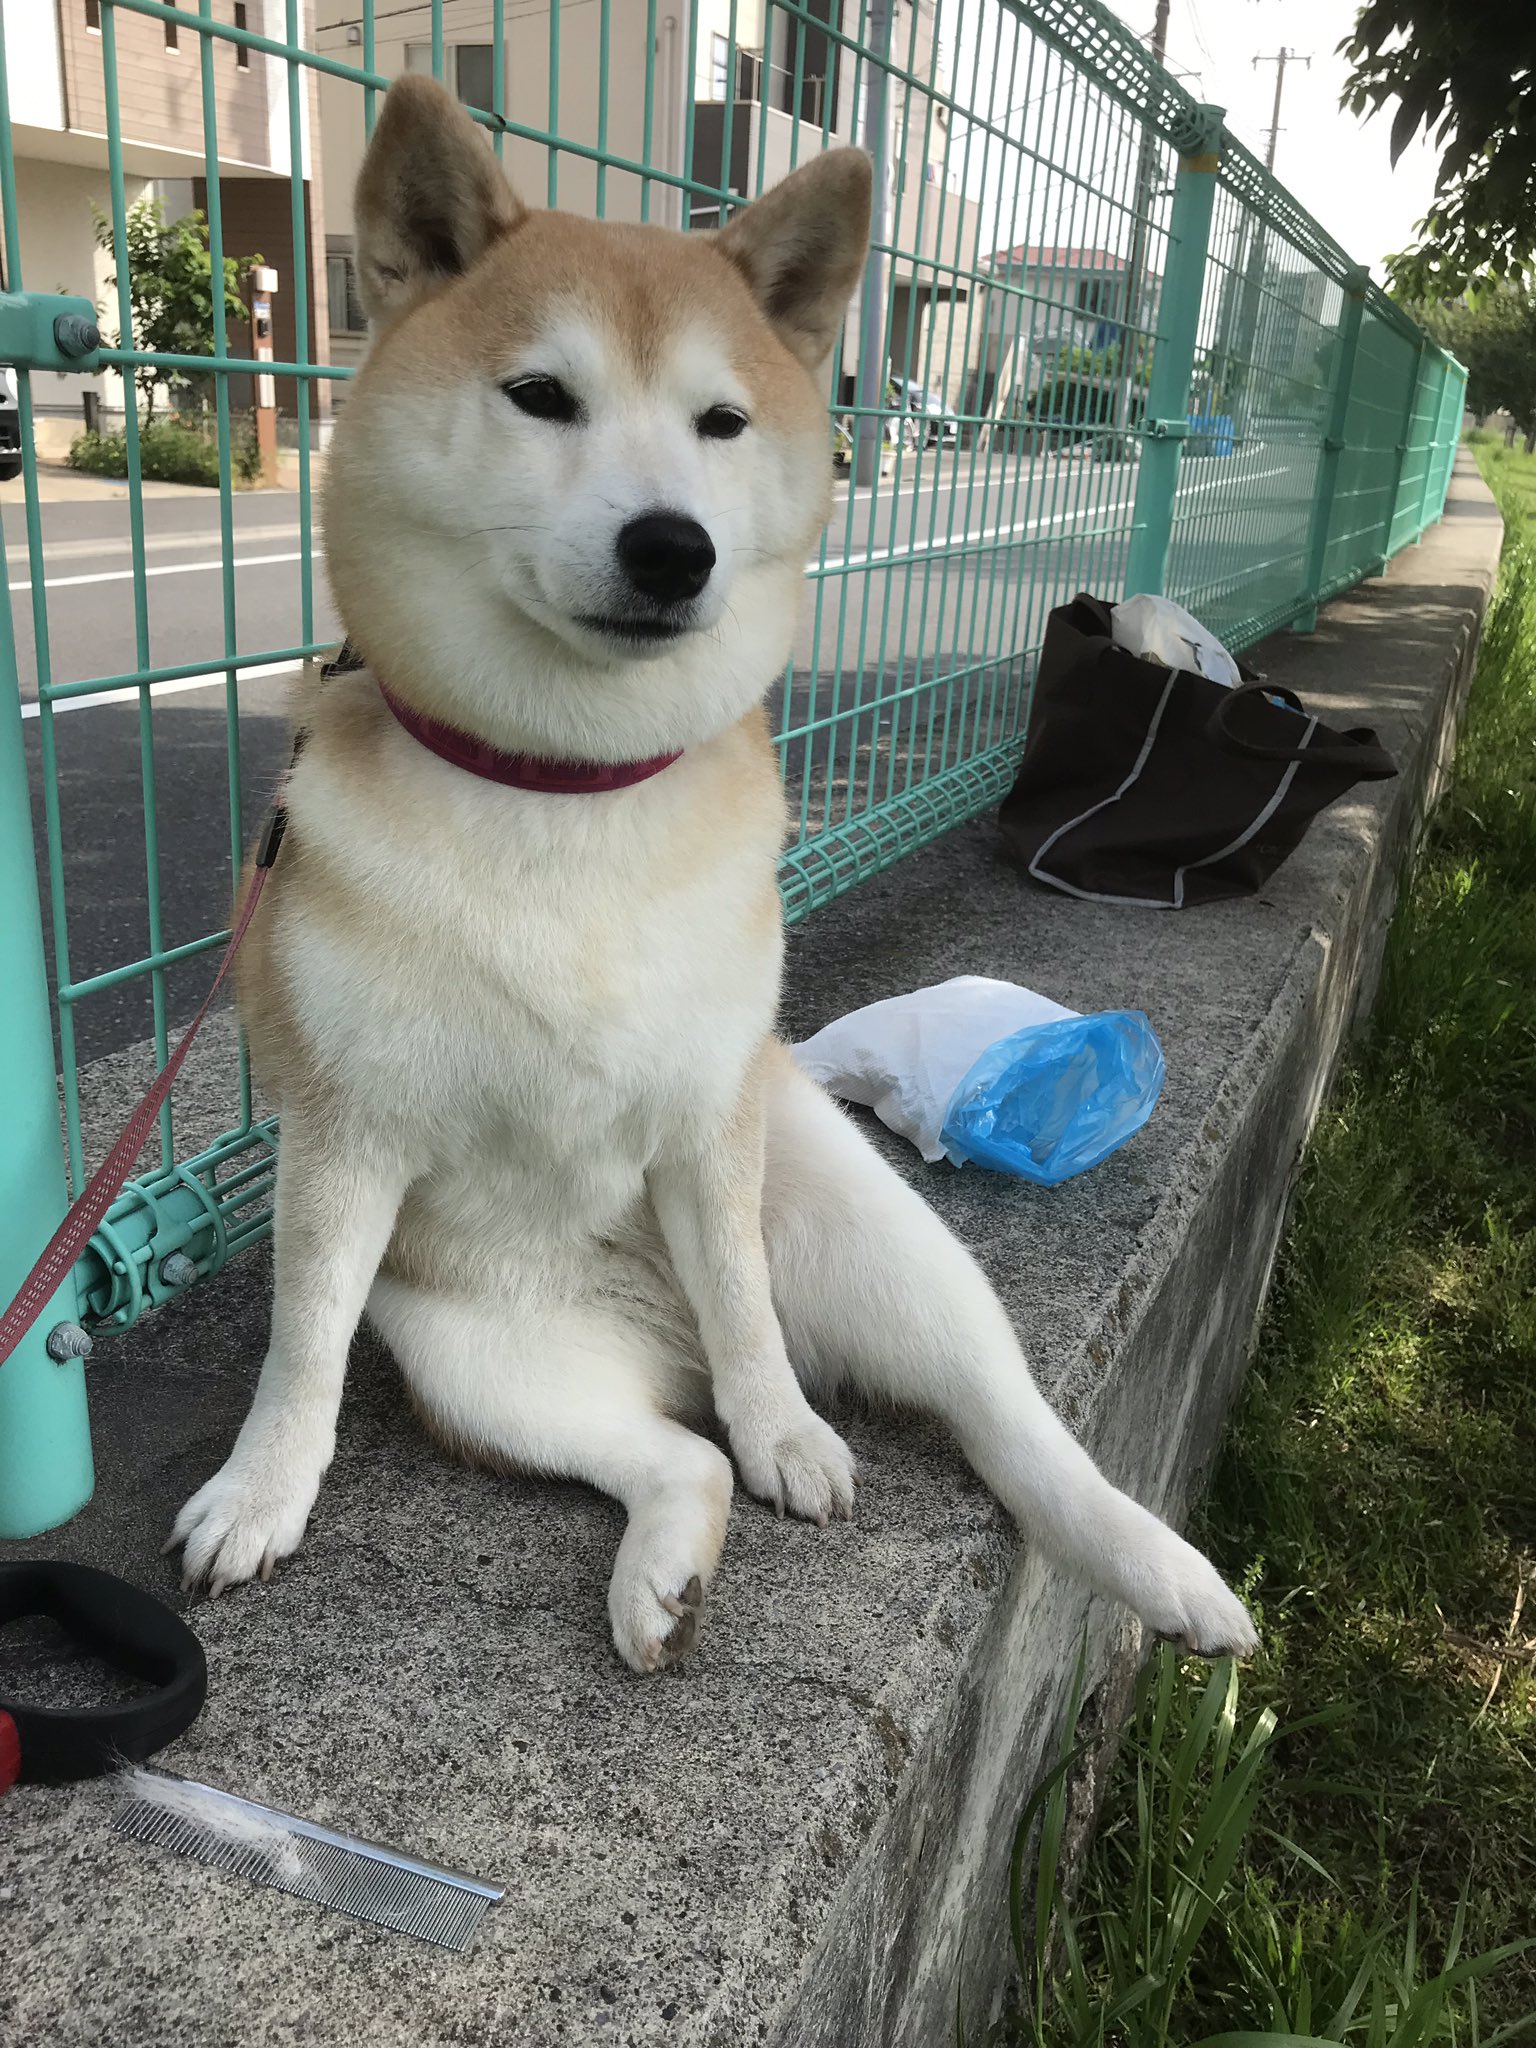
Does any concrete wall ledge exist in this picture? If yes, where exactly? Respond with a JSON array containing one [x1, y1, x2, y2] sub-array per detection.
[[0, 459, 1503, 2048]]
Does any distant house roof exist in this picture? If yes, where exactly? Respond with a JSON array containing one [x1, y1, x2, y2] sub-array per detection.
[[987, 244, 1129, 273]]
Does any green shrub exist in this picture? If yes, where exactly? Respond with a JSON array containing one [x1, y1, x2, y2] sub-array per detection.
[[1024, 375, 1145, 436], [67, 413, 264, 488], [66, 428, 132, 479]]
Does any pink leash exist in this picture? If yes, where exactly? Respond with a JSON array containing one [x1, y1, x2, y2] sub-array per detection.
[[0, 806, 285, 1370], [0, 658, 685, 1368]]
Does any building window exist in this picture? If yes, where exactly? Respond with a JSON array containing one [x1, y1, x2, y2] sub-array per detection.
[[405, 42, 496, 110], [327, 251, 368, 335], [710, 33, 731, 100], [1075, 276, 1116, 319], [235, 2, 249, 68], [454, 43, 494, 109], [85, 0, 101, 30], [165, 16, 179, 51]]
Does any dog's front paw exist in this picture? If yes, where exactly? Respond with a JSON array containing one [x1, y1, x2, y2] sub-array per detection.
[[729, 1404, 856, 1526], [1134, 1527, 1257, 1659], [609, 1563, 706, 1676], [167, 1447, 324, 1598]]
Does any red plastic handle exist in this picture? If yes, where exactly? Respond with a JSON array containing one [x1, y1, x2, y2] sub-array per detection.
[[0, 1710, 19, 1794]]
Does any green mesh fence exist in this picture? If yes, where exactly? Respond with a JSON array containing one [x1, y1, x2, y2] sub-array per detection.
[[0, 0, 1464, 1499]]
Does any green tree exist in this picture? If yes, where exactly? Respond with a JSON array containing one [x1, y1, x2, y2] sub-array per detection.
[[1341, 2, 1536, 298], [1413, 284, 1536, 447], [92, 199, 260, 419]]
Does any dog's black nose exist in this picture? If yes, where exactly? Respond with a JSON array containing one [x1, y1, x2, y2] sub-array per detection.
[[616, 513, 716, 604]]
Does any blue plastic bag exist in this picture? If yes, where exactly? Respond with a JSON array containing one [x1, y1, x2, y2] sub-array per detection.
[[940, 1009, 1164, 1185], [793, 977, 1165, 1187]]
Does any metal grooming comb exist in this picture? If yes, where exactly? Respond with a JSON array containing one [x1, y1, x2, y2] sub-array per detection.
[[114, 1773, 502, 1952]]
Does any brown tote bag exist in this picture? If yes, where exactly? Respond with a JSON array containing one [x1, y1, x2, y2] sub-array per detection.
[[999, 593, 1398, 908]]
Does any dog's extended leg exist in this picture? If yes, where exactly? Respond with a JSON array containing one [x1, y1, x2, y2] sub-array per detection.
[[760, 1047, 1255, 1656], [368, 1276, 733, 1672], [169, 1117, 410, 1595], [649, 1055, 857, 1527]]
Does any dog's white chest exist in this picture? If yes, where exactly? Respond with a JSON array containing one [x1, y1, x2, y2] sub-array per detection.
[[283, 744, 782, 1224]]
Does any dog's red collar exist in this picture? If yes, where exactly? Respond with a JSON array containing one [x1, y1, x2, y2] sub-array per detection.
[[374, 671, 682, 795]]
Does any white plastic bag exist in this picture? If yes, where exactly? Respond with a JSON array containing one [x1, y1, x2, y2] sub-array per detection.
[[1111, 593, 1241, 686], [791, 976, 1077, 1163]]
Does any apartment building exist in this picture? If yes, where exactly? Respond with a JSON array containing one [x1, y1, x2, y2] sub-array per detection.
[[980, 243, 1164, 415], [2, 0, 988, 453], [0, 0, 329, 457], [312, 0, 986, 406]]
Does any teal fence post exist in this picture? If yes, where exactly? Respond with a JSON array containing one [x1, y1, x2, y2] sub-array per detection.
[[1373, 333, 1426, 574], [1292, 264, 1367, 634], [1414, 354, 1455, 538], [1123, 105, 1224, 599], [0, 541, 94, 1539]]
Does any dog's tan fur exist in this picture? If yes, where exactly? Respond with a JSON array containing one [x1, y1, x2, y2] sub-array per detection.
[[171, 77, 1255, 1672]]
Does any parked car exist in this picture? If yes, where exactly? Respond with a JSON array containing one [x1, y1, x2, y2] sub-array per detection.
[[889, 374, 960, 448], [0, 369, 20, 483]]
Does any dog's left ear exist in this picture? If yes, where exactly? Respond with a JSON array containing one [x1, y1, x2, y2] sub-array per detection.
[[354, 73, 525, 326], [715, 149, 872, 372]]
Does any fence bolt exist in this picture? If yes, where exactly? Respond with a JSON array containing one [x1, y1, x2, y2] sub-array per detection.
[[53, 312, 101, 359], [46, 1322, 95, 1363]]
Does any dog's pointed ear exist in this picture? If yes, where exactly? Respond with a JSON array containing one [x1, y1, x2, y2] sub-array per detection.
[[354, 74, 524, 326], [714, 149, 872, 371]]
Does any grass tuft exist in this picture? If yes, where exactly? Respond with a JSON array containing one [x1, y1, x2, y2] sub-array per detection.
[[999, 445, 1536, 2043]]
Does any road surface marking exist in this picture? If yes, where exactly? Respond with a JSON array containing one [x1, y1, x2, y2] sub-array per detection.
[[13, 550, 304, 592], [20, 660, 304, 719], [15, 459, 1291, 713], [814, 463, 1288, 574]]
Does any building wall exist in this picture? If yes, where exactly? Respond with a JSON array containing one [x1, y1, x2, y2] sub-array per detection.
[[194, 175, 325, 420], [314, 0, 686, 244], [310, 0, 983, 405], [1, 156, 153, 453], [981, 257, 1162, 418], [5, 5, 328, 454], [59, 0, 275, 169]]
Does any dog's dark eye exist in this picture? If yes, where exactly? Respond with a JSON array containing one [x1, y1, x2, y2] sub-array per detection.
[[697, 404, 748, 441], [503, 375, 579, 424]]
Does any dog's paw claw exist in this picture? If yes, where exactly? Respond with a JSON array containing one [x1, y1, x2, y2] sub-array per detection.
[[1136, 1533, 1257, 1660], [730, 1408, 856, 1526], [611, 1548, 711, 1674], [168, 1452, 321, 1600]]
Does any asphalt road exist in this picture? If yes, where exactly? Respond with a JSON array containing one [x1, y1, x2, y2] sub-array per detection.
[[7, 441, 1301, 1066]]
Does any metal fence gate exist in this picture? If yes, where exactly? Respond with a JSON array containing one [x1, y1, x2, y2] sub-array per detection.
[[0, 0, 1466, 1535]]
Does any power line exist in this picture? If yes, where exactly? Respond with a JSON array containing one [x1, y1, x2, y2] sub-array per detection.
[[1185, 0, 1214, 69]]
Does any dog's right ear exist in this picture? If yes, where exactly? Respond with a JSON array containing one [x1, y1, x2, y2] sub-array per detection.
[[354, 74, 524, 327], [715, 149, 872, 372]]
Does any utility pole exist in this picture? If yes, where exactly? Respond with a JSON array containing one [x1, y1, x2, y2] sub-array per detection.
[[1106, 0, 1170, 461], [1253, 48, 1310, 172], [852, 0, 894, 488], [1223, 49, 1311, 434]]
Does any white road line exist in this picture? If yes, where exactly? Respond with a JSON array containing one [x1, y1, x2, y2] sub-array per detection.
[[24, 522, 302, 568], [813, 463, 1288, 574], [11, 550, 305, 592], [15, 457, 1292, 714], [20, 659, 304, 720], [12, 453, 1288, 590]]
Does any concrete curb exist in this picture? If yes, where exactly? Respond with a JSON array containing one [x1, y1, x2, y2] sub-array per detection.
[[0, 459, 1503, 2048]]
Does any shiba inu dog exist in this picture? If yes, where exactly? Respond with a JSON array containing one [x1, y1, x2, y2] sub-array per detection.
[[169, 75, 1254, 1672]]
